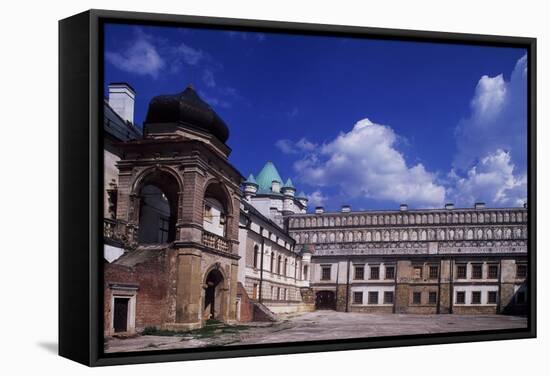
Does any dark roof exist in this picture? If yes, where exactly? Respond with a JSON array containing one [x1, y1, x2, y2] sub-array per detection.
[[144, 85, 229, 143], [103, 100, 142, 141]]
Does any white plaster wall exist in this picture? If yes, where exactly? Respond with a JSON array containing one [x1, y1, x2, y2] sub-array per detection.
[[350, 285, 395, 305], [454, 285, 499, 305], [103, 149, 120, 218]]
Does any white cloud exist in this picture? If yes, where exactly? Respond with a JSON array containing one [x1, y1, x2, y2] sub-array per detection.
[[471, 74, 507, 119], [106, 37, 165, 78], [448, 149, 527, 207], [174, 42, 204, 65], [454, 55, 527, 171], [294, 118, 446, 208], [307, 190, 328, 207], [203, 69, 216, 88], [275, 138, 317, 154], [450, 55, 528, 207]]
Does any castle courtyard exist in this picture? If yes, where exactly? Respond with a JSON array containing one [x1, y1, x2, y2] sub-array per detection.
[[105, 311, 527, 353]]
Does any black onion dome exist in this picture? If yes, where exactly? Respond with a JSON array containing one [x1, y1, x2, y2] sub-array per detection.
[[145, 85, 229, 143]]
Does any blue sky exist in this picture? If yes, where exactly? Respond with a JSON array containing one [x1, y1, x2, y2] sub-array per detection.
[[104, 23, 528, 212]]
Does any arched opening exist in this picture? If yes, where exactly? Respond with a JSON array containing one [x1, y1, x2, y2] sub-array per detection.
[[137, 171, 179, 244], [315, 290, 336, 310], [270, 252, 275, 272], [203, 183, 230, 237], [204, 269, 225, 320]]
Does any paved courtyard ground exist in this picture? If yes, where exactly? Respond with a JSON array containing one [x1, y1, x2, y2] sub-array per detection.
[[105, 311, 527, 353]]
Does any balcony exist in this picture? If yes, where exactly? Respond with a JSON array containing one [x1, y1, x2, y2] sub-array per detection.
[[202, 230, 229, 253], [103, 218, 116, 240]]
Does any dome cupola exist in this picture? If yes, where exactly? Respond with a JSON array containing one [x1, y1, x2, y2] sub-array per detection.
[[144, 85, 229, 143]]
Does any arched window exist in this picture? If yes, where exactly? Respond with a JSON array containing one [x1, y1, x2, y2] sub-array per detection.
[[203, 183, 231, 237], [137, 171, 179, 245], [284, 258, 288, 276], [270, 252, 275, 272], [278, 255, 282, 274]]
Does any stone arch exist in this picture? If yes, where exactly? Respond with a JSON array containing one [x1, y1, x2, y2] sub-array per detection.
[[132, 168, 182, 245]]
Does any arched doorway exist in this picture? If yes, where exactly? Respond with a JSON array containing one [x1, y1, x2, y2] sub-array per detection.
[[136, 170, 179, 244], [315, 290, 336, 310], [204, 269, 225, 320]]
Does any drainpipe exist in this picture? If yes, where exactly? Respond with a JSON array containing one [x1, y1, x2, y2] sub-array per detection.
[[437, 259, 442, 314], [335, 260, 340, 311], [497, 259, 502, 313], [449, 258, 454, 314], [259, 228, 265, 303], [345, 258, 351, 312]]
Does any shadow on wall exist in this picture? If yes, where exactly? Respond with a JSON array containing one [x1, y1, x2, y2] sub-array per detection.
[[502, 281, 528, 316]]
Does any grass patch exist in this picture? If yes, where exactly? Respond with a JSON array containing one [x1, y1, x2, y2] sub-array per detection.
[[141, 320, 253, 339]]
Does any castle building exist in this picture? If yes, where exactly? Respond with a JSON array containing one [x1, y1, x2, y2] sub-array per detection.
[[102, 83, 528, 337]]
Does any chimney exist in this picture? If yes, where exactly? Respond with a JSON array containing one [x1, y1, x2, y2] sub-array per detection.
[[108, 82, 135, 124], [474, 202, 486, 209], [271, 180, 281, 193], [445, 203, 455, 210], [400, 204, 408, 211], [341, 205, 351, 213], [315, 206, 325, 214]]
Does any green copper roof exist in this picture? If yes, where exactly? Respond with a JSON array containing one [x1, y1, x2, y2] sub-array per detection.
[[244, 173, 257, 185], [283, 178, 295, 189], [297, 191, 307, 199], [255, 161, 283, 192]]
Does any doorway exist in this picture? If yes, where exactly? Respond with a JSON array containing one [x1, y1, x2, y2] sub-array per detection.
[[204, 269, 224, 320], [113, 297, 130, 332], [315, 290, 336, 310]]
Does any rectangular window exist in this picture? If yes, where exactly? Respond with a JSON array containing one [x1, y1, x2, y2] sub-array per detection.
[[321, 266, 331, 281], [456, 264, 467, 279], [412, 292, 421, 304], [456, 291, 466, 304], [385, 266, 395, 280], [516, 264, 527, 279], [353, 291, 363, 304], [277, 287, 280, 300], [429, 265, 439, 279], [370, 266, 380, 280], [354, 266, 364, 280], [368, 291, 379, 304], [472, 264, 483, 279], [413, 266, 422, 279], [472, 291, 481, 304], [252, 284, 258, 300], [428, 291, 437, 304], [488, 264, 499, 279], [488, 291, 497, 304], [383, 291, 394, 304]]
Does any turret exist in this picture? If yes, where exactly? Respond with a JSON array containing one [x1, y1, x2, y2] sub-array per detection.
[[243, 174, 258, 202]]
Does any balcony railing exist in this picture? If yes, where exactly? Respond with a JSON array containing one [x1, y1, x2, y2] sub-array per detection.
[[104, 218, 116, 240], [202, 230, 229, 253]]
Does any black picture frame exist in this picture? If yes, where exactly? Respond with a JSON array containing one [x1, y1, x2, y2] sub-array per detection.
[[59, 9, 537, 367]]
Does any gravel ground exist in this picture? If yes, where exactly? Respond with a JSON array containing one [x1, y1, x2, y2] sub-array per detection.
[[105, 311, 527, 353]]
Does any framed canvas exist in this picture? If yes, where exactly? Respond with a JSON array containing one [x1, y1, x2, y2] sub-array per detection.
[[59, 9, 536, 366]]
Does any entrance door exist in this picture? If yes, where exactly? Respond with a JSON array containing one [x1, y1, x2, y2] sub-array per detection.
[[113, 297, 129, 332], [204, 269, 224, 320], [315, 291, 336, 310]]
